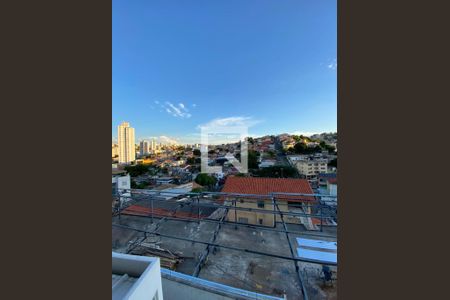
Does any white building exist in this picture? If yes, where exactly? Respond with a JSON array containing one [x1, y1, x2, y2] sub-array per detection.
[[288, 156, 328, 180], [150, 138, 156, 151], [118, 122, 136, 164], [139, 140, 150, 157], [112, 169, 131, 202]]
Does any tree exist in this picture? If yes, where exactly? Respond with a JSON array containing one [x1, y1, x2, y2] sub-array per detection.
[[267, 150, 276, 158], [294, 142, 308, 154], [186, 157, 196, 164], [247, 150, 260, 169], [124, 164, 152, 177], [255, 166, 298, 178], [195, 173, 217, 187], [193, 149, 201, 156], [329, 158, 337, 168]]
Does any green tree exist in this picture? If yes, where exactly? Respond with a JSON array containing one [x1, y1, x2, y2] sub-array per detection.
[[329, 158, 337, 168], [124, 164, 152, 177], [195, 173, 217, 187], [191, 187, 204, 193], [255, 166, 298, 178], [193, 149, 201, 156], [248, 150, 259, 169]]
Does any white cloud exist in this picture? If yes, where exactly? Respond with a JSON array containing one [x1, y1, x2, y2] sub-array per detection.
[[192, 103, 197, 108], [163, 101, 191, 118], [137, 135, 180, 145], [198, 116, 262, 129], [290, 131, 320, 137], [159, 135, 179, 145], [327, 59, 337, 70], [154, 100, 160, 104]]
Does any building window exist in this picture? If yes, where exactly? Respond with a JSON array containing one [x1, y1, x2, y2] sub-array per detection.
[[257, 201, 265, 208], [258, 218, 263, 225]]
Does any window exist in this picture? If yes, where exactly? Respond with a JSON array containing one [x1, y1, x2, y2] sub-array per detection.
[[258, 218, 263, 225], [257, 201, 265, 208]]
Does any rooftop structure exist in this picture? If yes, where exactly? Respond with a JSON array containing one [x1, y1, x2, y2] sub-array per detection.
[[113, 187, 337, 300]]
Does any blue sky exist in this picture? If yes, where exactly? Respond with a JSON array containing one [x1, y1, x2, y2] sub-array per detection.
[[113, 0, 336, 144]]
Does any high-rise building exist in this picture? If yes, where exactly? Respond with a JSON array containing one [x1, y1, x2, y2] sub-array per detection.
[[150, 138, 156, 151], [118, 122, 135, 164], [139, 140, 150, 156]]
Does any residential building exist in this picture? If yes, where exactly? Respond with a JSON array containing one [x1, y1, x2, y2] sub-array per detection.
[[322, 178, 337, 206], [327, 178, 337, 196], [150, 138, 156, 151], [318, 173, 337, 186], [118, 122, 136, 164], [112, 169, 131, 202], [221, 177, 315, 227], [259, 160, 276, 168], [112, 143, 119, 157], [140, 140, 150, 157], [288, 156, 327, 180]]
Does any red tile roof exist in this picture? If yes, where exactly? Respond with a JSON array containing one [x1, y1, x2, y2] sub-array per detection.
[[222, 177, 315, 202]]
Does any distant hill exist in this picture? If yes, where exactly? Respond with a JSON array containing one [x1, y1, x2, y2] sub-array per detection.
[[309, 132, 337, 144]]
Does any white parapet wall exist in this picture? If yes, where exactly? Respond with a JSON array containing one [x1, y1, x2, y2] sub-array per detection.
[[112, 252, 163, 300]]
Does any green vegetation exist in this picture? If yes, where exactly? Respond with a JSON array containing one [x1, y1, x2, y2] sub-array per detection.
[[195, 173, 217, 187], [191, 187, 204, 193], [266, 150, 276, 158], [124, 164, 152, 177], [186, 157, 196, 164], [193, 149, 201, 156], [329, 158, 337, 168], [292, 140, 335, 155], [130, 179, 149, 189], [293, 142, 321, 154], [248, 150, 259, 169], [254, 166, 298, 178]]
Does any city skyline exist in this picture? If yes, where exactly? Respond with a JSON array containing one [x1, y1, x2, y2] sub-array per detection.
[[113, 0, 336, 144]]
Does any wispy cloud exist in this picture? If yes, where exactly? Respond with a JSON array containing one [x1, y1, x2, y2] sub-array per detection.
[[192, 103, 197, 108], [164, 102, 191, 118], [152, 100, 193, 118], [198, 116, 262, 129], [327, 58, 337, 70]]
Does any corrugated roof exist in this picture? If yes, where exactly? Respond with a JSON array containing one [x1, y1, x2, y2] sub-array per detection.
[[222, 177, 315, 201]]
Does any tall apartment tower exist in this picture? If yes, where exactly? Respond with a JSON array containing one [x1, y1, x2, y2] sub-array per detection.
[[118, 122, 135, 164], [150, 138, 156, 151], [140, 140, 150, 156]]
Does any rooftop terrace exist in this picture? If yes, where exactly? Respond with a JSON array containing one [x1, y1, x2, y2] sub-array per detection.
[[112, 189, 337, 300]]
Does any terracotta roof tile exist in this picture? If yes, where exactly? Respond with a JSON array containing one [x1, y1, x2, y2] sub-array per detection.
[[222, 177, 315, 202]]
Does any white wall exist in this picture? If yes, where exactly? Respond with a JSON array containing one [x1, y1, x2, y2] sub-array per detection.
[[112, 252, 163, 300]]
